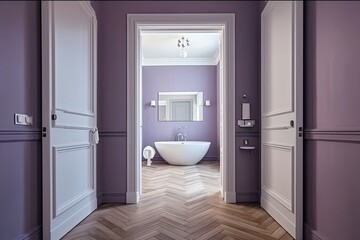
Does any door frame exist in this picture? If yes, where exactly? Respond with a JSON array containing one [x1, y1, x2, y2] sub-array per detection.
[[126, 14, 236, 203]]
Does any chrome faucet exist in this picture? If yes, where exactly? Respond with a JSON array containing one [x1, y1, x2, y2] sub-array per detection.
[[177, 126, 187, 141]]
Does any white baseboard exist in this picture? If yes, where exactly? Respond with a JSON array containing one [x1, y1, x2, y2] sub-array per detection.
[[224, 191, 236, 203], [126, 192, 140, 203]]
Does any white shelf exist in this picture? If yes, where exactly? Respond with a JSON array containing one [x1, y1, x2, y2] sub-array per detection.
[[240, 146, 256, 150]]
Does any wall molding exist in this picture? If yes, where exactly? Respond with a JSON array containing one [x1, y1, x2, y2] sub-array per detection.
[[99, 131, 127, 138], [201, 156, 219, 161], [304, 129, 360, 142], [142, 57, 219, 66], [16, 226, 42, 240], [236, 192, 259, 202], [97, 192, 126, 206], [304, 224, 329, 240], [0, 130, 41, 142]]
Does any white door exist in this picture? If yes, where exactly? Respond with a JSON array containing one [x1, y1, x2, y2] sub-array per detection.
[[261, 1, 303, 239], [42, 1, 98, 239]]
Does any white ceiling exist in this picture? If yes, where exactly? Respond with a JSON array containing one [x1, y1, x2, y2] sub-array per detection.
[[141, 32, 221, 66]]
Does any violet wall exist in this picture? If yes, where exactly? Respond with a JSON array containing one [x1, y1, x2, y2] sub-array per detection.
[[303, 2, 360, 239], [142, 66, 218, 160], [95, 1, 261, 204], [0, 1, 42, 239]]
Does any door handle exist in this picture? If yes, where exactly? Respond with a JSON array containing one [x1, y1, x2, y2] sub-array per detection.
[[90, 127, 99, 145], [290, 120, 294, 127], [262, 120, 295, 130], [263, 125, 293, 130]]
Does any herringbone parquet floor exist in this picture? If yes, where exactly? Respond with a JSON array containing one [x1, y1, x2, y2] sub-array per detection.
[[63, 161, 293, 240]]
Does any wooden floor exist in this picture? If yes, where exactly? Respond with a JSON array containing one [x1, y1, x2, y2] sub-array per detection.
[[63, 161, 293, 240]]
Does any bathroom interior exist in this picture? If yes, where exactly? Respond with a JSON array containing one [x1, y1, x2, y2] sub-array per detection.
[[140, 30, 258, 199], [140, 31, 224, 193], [142, 34, 220, 154]]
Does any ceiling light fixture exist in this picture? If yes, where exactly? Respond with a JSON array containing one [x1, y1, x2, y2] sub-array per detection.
[[177, 36, 190, 58]]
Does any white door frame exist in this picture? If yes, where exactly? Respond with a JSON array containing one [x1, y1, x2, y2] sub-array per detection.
[[126, 14, 236, 203]]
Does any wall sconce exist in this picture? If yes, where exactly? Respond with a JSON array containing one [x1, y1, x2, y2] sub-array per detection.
[[150, 100, 156, 107], [205, 100, 211, 106]]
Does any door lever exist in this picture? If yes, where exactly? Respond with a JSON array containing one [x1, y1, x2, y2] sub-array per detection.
[[90, 127, 99, 145], [290, 120, 294, 128]]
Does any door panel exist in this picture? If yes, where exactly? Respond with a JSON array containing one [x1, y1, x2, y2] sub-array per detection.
[[263, 144, 293, 211], [42, 1, 97, 239], [261, 1, 303, 239], [54, 144, 94, 216], [55, 2, 93, 114], [262, 1, 293, 117]]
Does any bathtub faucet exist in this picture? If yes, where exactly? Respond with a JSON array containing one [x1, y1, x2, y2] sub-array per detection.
[[177, 126, 187, 141]]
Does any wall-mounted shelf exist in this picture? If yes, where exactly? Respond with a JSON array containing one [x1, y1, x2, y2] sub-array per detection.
[[238, 120, 255, 128], [240, 146, 256, 150]]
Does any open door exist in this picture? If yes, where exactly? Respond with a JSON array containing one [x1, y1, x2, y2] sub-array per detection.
[[261, 1, 303, 239], [42, 1, 98, 239]]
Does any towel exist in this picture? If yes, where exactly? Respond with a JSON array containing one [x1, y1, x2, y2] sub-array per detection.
[[143, 146, 156, 166]]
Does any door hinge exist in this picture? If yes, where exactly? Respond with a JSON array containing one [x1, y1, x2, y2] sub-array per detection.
[[51, 114, 57, 120], [42, 127, 46, 137], [299, 126, 303, 137]]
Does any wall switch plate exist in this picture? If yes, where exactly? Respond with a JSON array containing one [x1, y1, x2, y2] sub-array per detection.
[[14, 113, 33, 126]]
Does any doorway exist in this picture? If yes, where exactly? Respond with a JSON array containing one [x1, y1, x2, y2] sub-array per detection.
[[126, 14, 236, 203]]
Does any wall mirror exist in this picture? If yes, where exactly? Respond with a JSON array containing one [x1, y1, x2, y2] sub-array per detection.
[[158, 92, 204, 121]]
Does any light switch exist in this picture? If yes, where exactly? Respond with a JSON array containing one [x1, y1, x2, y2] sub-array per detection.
[[25, 115, 33, 124], [14, 113, 33, 126], [17, 114, 25, 123]]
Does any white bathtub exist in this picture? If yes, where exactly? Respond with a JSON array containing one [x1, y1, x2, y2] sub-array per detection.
[[154, 141, 211, 166]]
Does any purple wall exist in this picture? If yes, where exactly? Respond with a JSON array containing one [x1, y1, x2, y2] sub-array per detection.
[[304, 2, 360, 239], [0, 1, 42, 239], [142, 66, 218, 160], [95, 1, 262, 204]]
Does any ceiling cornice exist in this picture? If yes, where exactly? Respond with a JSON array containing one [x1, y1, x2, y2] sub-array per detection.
[[142, 57, 219, 66]]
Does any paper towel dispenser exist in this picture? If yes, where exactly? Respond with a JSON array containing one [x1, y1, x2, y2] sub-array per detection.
[[238, 96, 255, 128]]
